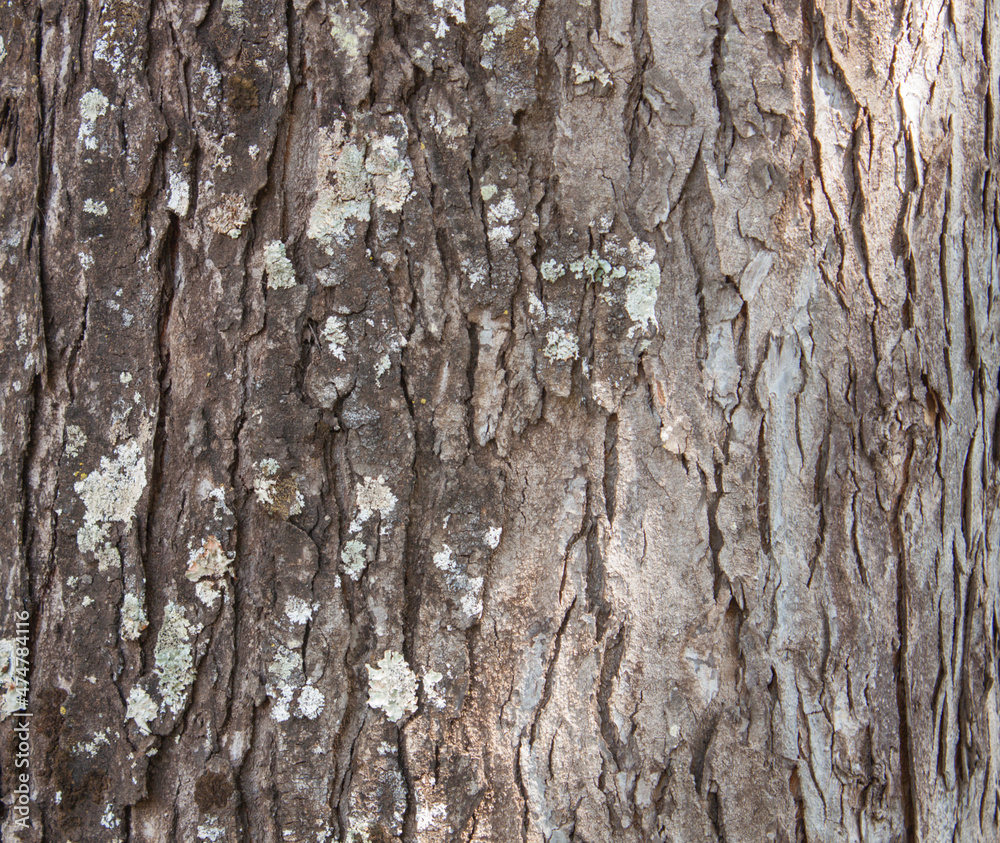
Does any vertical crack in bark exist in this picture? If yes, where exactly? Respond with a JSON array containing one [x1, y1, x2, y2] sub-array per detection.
[[893, 437, 918, 842], [756, 420, 772, 556], [710, 0, 734, 176]]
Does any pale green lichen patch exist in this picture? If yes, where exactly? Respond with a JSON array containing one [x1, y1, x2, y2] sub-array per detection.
[[120, 594, 148, 640], [197, 823, 226, 842], [540, 258, 564, 282], [321, 316, 349, 360], [126, 686, 158, 734], [79, 89, 109, 149], [341, 538, 368, 581], [221, 0, 244, 25], [366, 650, 418, 721], [543, 328, 579, 362], [264, 240, 297, 289], [328, 2, 372, 59], [65, 424, 86, 457], [266, 644, 302, 722], [154, 602, 200, 715], [480, 0, 539, 63], [307, 120, 412, 255], [563, 238, 662, 336], [74, 433, 150, 568], [422, 669, 446, 709], [624, 238, 662, 335], [83, 198, 109, 216], [350, 475, 397, 532]]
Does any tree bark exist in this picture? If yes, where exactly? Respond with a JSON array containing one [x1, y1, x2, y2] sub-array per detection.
[[1, 0, 998, 840]]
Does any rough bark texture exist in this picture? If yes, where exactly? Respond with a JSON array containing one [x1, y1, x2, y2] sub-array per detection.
[[1, 0, 999, 840]]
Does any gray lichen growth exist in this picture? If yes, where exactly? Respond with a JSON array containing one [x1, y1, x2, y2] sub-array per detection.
[[366, 650, 418, 721], [125, 686, 158, 734], [341, 538, 368, 581], [543, 328, 579, 362], [120, 594, 148, 640], [74, 433, 150, 568], [153, 602, 199, 715], [264, 240, 297, 289], [307, 119, 412, 254]]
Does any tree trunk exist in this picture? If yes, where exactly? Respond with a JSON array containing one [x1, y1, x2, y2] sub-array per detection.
[[1, 0, 998, 840]]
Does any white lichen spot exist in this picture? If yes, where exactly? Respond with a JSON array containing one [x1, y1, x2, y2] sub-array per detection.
[[543, 328, 579, 362], [267, 645, 301, 722], [154, 602, 198, 715], [126, 686, 158, 734], [366, 132, 412, 214], [341, 539, 368, 581], [196, 581, 221, 606], [572, 61, 612, 87], [76, 729, 110, 756], [460, 577, 484, 618], [186, 536, 231, 581], [167, 172, 190, 216], [79, 89, 109, 149], [0, 36, 5, 64], [375, 352, 391, 383], [625, 238, 661, 334], [366, 650, 418, 721], [119, 371, 132, 385], [121, 594, 148, 640], [540, 259, 564, 282], [480, 183, 497, 202], [416, 798, 447, 832], [321, 316, 349, 360], [285, 596, 313, 625], [197, 824, 226, 842], [329, 9, 367, 59], [352, 475, 397, 530], [101, 804, 118, 829], [485, 526, 502, 549], [221, 0, 244, 25], [487, 191, 518, 225], [297, 684, 325, 719], [264, 241, 297, 289], [65, 424, 86, 457], [74, 434, 149, 565], [433, 0, 466, 22], [482, 5, 515, 51], [207, 194, 253, 239], [78, 251, 94, 269], [422, 669, 446, 710], [433, 545, 457, 573], [84, 198, 109, 216]]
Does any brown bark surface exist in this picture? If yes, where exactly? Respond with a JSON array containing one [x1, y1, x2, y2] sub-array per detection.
[[1, 0, 999, 840]]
